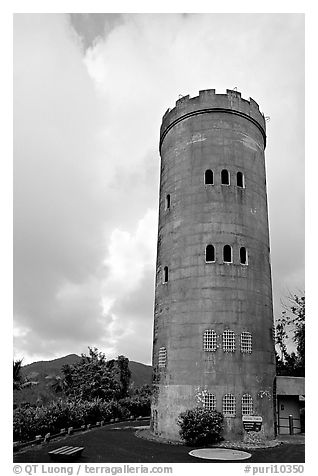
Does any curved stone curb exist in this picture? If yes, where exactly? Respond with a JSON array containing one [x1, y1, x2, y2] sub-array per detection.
[[135, 428, 282, 450], [216, 440, 282, 450]]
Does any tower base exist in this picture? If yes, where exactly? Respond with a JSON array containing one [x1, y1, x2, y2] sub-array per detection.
[[151, 384, 275, 442]]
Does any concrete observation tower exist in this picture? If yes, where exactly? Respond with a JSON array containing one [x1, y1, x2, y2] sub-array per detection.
[[151, 89, 276, 441]]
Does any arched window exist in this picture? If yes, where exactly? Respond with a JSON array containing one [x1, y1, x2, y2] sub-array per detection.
[[223, 245, 232, 263], [205, 244, 215, 263], [158, 347, 167, 368], [203, 393, 216, 411], [205, 169, 214, 185], [241, 394, 253, 416], [221, 169, 230, 185], [222, 330, 236, 352], [237, 171, 244, 188], [222, 394, 236, 417], [240, 247, 248, 265], [163, 266, 169, 283], [203, 330, 217, 351], [165, 194, 170, 210], [240, 332, 252, 353]]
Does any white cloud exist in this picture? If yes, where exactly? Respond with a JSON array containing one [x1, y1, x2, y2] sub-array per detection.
[[13, 13, 304, 365], [100, 209, 157, 362], [104, 209, 157, 292]]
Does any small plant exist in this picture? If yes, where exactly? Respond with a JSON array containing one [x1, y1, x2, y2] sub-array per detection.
[[178, 407, 223, 446]]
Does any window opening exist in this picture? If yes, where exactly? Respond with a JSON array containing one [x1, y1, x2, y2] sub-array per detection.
[[240, 247, 248, 265], [241, 394, 253, 416], [158, 347, 167, 367], [165, 194, 170, 210], [222, 394, 236, 417], [203, 393, 216, 411], [223, 245, 232, 263], [205, 244, 215, 263], [240, 332, 252, 353], [221, 169, 230, 185], [203, 330, 217, 351], [205, 169, 214, 185], [222, 330, 236, 352], [163, 266, 169, 283], [237, 171, 244, 188]]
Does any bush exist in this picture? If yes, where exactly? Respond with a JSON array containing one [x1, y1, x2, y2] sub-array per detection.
[[13, 398, 130, 442], [14, 393, 153, 442], [103, 400, 130, 420], [13, 399, 85, 441], [178, 407, 223, 446], [119, 395, 151, 418]]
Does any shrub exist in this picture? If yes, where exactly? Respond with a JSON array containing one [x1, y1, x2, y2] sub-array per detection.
[[178, 407, 223, 446], [13, 398, 86, 441], [119, 396, 151, 418], [14, 394, 155, 442], [13, 398, 130, 442], [104, 400, 130, 420]]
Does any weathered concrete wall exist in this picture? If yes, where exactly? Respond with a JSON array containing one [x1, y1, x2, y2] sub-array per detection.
[[276, 377, 305, 396], [151, 89, 276, 441]]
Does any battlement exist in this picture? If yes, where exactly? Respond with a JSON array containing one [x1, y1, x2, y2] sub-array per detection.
[[160, 89, 266, 150]]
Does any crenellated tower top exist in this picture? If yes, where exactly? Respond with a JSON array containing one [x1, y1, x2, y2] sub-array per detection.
[[160, 89, 266, 152]]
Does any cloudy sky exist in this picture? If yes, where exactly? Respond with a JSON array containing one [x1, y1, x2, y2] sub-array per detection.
[[13, 13, 304, 365]]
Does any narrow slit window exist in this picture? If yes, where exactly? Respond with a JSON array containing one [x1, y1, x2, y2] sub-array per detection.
[[222, 394, 236, 417], [165, 194, 170, 210], [240, 247, 248, 265], [223, 245, 232, 263], [205, 169, 214, 185], [221, 169, 230, 185], [205, 245, 215, 263], [203, 330, 217, 352], [203, 393, 216, 411], [241, 394, 253, 416], [163, 266, 169, 283], [237, 171, 244, 188], [158, 347, 167, 368]]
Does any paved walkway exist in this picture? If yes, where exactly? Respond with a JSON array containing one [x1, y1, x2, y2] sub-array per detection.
[[276, 434, 305, 444], [13, 420, 305, 463]]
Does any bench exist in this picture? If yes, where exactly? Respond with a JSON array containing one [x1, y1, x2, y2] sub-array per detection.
[[48, 446, 85, 461]]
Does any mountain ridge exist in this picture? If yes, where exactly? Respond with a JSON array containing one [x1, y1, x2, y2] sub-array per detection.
[[21, 353, 152, 387]]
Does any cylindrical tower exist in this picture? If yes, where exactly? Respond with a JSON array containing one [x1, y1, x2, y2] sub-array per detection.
[[151, 89, 276, 441]]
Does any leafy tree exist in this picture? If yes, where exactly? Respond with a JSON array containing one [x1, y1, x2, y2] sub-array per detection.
[[116, 355, 131, 398], [118, 384, 152, 418], [13, 359, 38, 391], [275, 293, 305, 376], [106, 355, 131, 398], [59, 347, 131, 401], [45, 374, 70, 394], [132, 384, 152, 398], [13, 359, 24, 390]]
